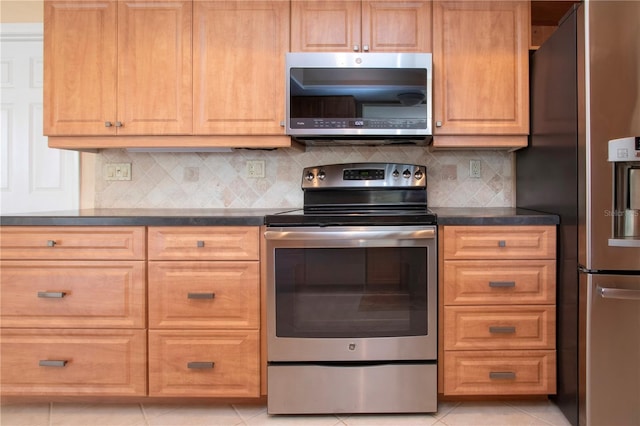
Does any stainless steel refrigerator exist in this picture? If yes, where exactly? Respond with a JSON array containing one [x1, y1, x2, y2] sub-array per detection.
[[516, 2, 640, 425]]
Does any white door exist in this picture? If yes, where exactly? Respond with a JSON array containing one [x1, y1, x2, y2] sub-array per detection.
[[1, 23, 79, 214]]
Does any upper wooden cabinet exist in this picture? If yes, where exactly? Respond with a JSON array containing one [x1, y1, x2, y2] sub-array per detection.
[[193, 1, 289, 135], [431, 1, 529, 149], [291, 0, 432, 52], [44, 0, 193, 136]]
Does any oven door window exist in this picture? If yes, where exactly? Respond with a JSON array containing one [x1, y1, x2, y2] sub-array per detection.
[[274, 247, 427, 338]]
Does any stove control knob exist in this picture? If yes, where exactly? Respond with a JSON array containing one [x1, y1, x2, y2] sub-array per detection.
[[392, 169, 400, 178], [318, 170, 326, 180], [305, 171, 315, 181], [403, 169, 411, 179], [414, 170, 424, 180]]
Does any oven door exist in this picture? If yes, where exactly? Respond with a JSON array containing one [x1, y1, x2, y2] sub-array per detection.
[[265, 225, 437, 362]]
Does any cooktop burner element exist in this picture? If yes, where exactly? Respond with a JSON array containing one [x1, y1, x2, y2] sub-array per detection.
[[265, 163, 436, 226]]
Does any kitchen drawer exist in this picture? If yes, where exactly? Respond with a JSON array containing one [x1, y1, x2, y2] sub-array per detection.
[[148, 330, 260, 397], [0, 226, 146, 260], [0, 329, 146, 396], [443, 260, 556, 305], [148, 226, 259, 261], [444, 306, 555, 350], [148, 261, 259, 329], [444, 350, 556, 395], [0, 261, 146, 328], [443, 226, 556, 260]]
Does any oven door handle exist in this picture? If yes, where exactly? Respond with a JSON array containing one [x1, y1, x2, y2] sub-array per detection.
[[264, 228, 435, 241]]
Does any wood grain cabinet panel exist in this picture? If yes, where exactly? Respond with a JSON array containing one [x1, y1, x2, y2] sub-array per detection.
[[148, 261, 259, 329], [44, 0, 192, 136], [0, 329, 147, 396], [444, 306, 556, 350], [193, 0, 289, 135], [431, 0, 529, 148], [148, 330, 260, 397], [148, 226, 259, 261], [292, 0, 431, 53], [443, 226, 556, 260], [0, 261, 146, 329], [440, 225, 557, 396], [444, 350, 556, 395], [0, 226, 146, 260], [443, 259, 556, 305]]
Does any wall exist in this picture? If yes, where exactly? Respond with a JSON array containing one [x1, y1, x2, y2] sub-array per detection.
[[0, 1, 43, 22], [94, 146, 515, 209]]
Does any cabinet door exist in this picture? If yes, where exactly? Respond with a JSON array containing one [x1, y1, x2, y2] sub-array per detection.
[[432, 1, 529, 136], [194, 1, 289, 135], [362, 0, 432, 52], [291, 1, 361, 52], [44, 0, 117, 136], [117, 0, 192, 135]]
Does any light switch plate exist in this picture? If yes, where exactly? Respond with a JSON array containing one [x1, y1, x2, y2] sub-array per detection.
[[104, 163, 132, 181]]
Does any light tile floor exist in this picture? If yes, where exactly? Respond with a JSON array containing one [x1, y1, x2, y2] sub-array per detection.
[[0, 399, 573, 426]]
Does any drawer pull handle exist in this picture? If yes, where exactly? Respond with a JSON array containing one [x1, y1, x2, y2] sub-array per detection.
[[498, 240, 506, 247], [39, 360, 68, 367], [47, 240, 57, 247], [187, 292, 215, 299], [489, 326, 516, 334], [489, 281, 516, 288], [187, 362, 215, 369], [37, 291, 66, 298], [489, 371, 516, 380], [197, 240, 205, 248]]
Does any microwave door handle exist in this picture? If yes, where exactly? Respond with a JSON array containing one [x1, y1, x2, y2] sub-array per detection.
[[264, 228, 435, 241]]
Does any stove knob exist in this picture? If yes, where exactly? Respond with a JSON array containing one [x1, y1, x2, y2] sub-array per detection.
[[318, 170, 326, 180], [414, 170, 424, 180], [392, 169, 400, 178], [305, 171, 315, 181], [403, 169, 411, 179]]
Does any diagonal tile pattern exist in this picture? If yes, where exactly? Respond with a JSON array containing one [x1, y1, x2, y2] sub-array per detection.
[[0, 399, 573, 426], [94, 146, 515, 209]]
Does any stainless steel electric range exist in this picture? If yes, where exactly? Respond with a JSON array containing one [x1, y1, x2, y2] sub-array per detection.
[[264, 163, 438, 414]]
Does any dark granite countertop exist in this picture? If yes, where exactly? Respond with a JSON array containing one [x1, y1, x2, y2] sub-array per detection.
[[0, 208, 289, 227], [1, 207, 558, 226], [430, 207, 559, 226]]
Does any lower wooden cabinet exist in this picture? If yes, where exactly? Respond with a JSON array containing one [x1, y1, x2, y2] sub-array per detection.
[[444, 350, 556, 395], [0, 329, 147, 396], [148, 330, 260, 397], [440, 225, 557, 396]]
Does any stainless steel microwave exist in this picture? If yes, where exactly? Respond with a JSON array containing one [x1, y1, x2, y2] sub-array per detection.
[[285, 52, 432, 146]]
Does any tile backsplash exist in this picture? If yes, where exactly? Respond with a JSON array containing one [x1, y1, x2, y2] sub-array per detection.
[[93, 146, 514, 209]]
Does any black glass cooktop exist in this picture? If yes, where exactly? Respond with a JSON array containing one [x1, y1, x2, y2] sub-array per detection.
[[264, 208, 437, 227]]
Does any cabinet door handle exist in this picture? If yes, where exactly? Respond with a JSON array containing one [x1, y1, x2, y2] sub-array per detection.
[[498, 240, 507, 247], [115, 121, 123, 127], [353, 45, 359, 51], [39, 360, 68, 367], [489, 281, 516, 288], [489, 326, 516, 334], [196, 240, 205, 248], [187, 362, 215, 369], [187, 292, 215, 300], [435, 121, 442, 127], [37, 291, 66, 298], [489, 371, 516, 380], [362, 44, 369, 52], [47, 240, 56, 247], [105, 121, 113, 127]]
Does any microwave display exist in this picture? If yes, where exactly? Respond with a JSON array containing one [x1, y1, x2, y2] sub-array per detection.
[[285, 53, 432, 139]]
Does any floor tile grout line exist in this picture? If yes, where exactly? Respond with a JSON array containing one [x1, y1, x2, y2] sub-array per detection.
[[48, 402, 53, 426], [503, 401, 559, 426], [139, 402, 150, 426]]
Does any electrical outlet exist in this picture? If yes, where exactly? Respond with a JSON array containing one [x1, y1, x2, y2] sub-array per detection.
[[104, 163, 132, 181], [246, 160, 265, 178], [469, 159, 481, 178]]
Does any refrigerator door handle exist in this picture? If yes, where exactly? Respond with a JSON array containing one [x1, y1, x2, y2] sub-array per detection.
[[597, 286, 640, 301]]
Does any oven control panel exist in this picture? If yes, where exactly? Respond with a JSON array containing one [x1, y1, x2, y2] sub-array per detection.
[[302, 162, 426, 189]]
